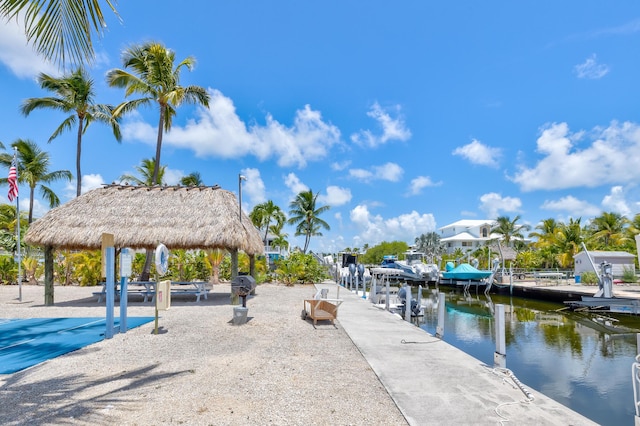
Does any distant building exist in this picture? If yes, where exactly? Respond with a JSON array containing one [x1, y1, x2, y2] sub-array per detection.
[[263, 233, 288, 269], [438, 219, 527, 257], [573, 250, 636, 278], [438, 220, 497, 254]]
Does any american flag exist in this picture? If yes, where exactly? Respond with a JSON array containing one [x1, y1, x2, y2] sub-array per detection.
[[7, 160, 18, 202]]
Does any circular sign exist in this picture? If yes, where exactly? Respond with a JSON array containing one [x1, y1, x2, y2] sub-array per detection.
[[155, 244, 169, 275]]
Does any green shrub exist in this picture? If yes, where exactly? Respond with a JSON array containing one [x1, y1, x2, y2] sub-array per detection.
[[622, 267, 638, 283], [580, 271, 598, 285], [274, 253, 328, 285], [0, 255, 17, 284]]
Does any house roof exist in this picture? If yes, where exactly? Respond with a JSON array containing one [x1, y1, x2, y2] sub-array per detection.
[[25, 184, 264, 254], [574, 250, 636, 259], [438, 219, 496, 231], [440, 232, 479, 242]]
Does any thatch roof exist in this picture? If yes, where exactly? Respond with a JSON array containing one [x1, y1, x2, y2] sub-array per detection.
[[25, 184, 264, 254]]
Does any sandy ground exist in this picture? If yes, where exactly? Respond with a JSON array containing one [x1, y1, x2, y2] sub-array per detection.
[[0, 283, 407, 426]]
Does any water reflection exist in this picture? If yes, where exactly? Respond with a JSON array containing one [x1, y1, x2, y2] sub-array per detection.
[[418, 287, 640, 426]]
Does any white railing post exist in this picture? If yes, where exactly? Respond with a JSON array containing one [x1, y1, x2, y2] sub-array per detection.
[[494, 304, 506, 368], [436, 292, 445, 338], [405, 284, 412, 322]]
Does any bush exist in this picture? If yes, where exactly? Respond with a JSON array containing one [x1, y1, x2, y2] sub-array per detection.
[[274, 253, 328, 286], [622, 267, 638, 283], [580, 271, 598, 285]]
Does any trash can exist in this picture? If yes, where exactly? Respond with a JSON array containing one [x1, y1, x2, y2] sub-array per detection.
[[575, 275, 581, 284], [233, 307, 249, 325]]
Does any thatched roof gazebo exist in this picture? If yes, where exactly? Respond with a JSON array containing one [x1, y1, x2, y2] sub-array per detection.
[[25, 184, 264, 304]]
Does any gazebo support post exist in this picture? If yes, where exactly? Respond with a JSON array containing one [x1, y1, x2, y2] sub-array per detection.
[[44, 245, 54, 305], [230, 249, 239, 305]]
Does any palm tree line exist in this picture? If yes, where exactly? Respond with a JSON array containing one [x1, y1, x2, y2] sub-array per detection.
[[410, 213, 640, 271]]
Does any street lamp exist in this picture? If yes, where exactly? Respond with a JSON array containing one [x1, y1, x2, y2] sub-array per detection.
[[238, 173, 246, 221]]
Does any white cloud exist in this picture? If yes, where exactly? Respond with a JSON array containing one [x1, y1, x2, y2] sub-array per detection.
[[241, 168, 266, 206], [349, 168, 373, 181], [479, 193, 522, 219], [512, 121, 640, 191], [540, 195, 601, 218], [122, 89, 341, 169], [63, 174, 105, 199], [407, 176, 441, 196], [0, 14, 58, 79], [452, 139, 501, 168], [601, 186, 632, 217], [350, 102, 412, 148], [349, 162, 403, 183], [284, 173, 309, 197], [162, 168, 183, 185], [82, 174, 105, 190], [349, 204, 436, 245], [331, 160, 351, 171], [574, 54, 610, 79], [319, 186, 352, 206]]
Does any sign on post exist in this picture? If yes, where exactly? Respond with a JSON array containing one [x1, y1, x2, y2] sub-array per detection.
[[157, 280, 171, 311]]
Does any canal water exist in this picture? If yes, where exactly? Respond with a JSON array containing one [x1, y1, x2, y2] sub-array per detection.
[[417, 286, 640, 426]]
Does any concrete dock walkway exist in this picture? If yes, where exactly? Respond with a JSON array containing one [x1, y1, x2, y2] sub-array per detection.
[[315, 282, 596, 426]]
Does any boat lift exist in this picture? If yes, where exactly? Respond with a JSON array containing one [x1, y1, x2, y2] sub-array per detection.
[[564, 243, 640, 313]]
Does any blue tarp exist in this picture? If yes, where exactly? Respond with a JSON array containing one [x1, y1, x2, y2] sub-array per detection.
[[441, 263, 492, 280], [0, 317, 154, 374]]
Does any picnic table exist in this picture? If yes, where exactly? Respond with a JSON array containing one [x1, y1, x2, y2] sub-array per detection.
[[94, 281, 209, 303], [169, 281, 209, 302], [94, 281, 155, 303]]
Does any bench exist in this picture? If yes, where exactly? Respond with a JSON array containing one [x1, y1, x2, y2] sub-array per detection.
[[303, 299, 343, 328], [534, 272, 565, 286]]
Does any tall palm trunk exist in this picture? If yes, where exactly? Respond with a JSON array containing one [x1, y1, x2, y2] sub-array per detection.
[[76, 116, 84, 196], [152, 105, 166, 185], [28, 186, 35, 223], [140, 105, 166, 281]]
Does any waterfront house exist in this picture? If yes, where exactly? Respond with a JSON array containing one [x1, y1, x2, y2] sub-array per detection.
[[438, 220, 498, 254]]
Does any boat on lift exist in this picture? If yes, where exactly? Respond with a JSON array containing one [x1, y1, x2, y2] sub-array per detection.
[[377, 253, 434, 283], [442, 263, 492, 280]]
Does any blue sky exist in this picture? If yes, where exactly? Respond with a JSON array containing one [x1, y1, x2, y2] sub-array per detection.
[[2, 2, 640, 254]]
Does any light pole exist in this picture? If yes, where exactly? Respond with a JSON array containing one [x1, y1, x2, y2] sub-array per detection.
[[238, 173, 246, 221]]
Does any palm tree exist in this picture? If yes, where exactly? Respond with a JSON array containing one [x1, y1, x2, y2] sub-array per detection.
[[556, 218, 584, 268], [205, 249, 226, 284], [21, 68, 122, 197], [119, 158, 165, 186], [0, 139, 72, 223], [287, 190, 330, 254], [180, 172, 203, 187], [414, 232, 444, 263], [250, 200, 286, 244], [106, 42, 210, 185], [491, 215, 530, 246], [0, 0, 120, 66], [529, 218, 558, 245], [587, 212, 629, 249]]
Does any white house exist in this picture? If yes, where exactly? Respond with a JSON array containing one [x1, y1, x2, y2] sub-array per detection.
[[438, 220, 497, 254], [573, 250, 636, 278]]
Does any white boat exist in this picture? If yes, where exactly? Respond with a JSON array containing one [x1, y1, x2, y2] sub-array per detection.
[[380, 250, 439, 284]]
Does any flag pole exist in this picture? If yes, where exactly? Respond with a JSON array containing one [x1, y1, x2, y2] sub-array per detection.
[[12, 148, 22, 302]]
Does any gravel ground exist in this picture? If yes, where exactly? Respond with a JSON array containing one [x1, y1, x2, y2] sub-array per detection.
[[0, 283, 407, 426]]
